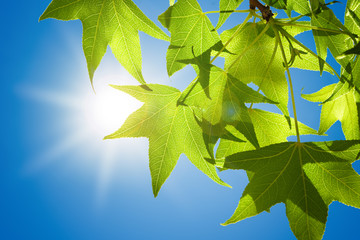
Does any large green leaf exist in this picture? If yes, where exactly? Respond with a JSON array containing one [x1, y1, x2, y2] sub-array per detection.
[[158, 0, 221, 76], [302, 83, 360, 140], [221, 22, 327, 117], [222, 141, 360, 240], [216, 0, 244, 29], [105, 84, 229, 196], [40, 0, 169, 85]]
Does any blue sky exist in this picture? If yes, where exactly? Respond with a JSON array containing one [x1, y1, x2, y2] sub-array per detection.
[[1, 1, 360, 239]]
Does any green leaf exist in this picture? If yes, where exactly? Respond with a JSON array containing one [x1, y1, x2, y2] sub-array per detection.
[[221, 22, 325, 117], [170, 0, 175, 5], [302, 84, 360, 140], [216, 109, 318, 161], [158, 0, 221, 76], [40, 0, 169, 85], [311, 6, 353, 72], [222, 22, 288, 117], [346, 0, 360, 36], [343, 0, 360, 56], [216, 0, 244, 29], [222, 141, 360, 240], [105, 84, 230, 196], [180, 65, 276, 149]]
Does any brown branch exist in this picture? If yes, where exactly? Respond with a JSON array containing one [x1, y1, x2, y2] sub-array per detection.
[[250, 0, 273, 22]]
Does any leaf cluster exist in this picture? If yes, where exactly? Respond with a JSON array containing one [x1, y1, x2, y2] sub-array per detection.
[[40, 0, 360, 239]]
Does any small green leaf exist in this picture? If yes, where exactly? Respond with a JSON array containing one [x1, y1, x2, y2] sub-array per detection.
[[40, 0, 169, 85], [222, 141, 360, 240], [303, 84, 360, 140], [158, 0, 221, 76], [311, 6, 353, 72], [105, 84, 230, 197]]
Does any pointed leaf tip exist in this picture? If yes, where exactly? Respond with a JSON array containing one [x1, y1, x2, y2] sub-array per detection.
[[41, 0, 165, 86]]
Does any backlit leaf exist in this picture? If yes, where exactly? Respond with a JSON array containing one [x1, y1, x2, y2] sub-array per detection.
[[302, 84, 360, 140], [180, 65, 276, 148], [222, 141, 360, 240], [40, 0, 169, 85], [311, 6, 353, 72], [105, 84, 230, 196], [221, 22, 327, 117], [158, 0, 221, 76]]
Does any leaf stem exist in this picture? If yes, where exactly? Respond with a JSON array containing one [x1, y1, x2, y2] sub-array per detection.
[[275, 21, 355, 39], [277, 26, 341, 79], [211, 13, 253, 64], [272, 21, 301, 143], [276, 15, 305, 23]]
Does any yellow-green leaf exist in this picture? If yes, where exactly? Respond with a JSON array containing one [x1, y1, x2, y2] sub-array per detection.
[[105, 84, 230, 196], [40, 0, 169, 85]]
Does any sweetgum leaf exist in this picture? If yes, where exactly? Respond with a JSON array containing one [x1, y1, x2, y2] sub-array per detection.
[[311, 6, 353, 72], [302, 84, 360, 140], [216, 109, 318, 161], [105, 84, 230, 196], [216, 0, 244, 29], [158, 0, 221, 76], [40, 0, 169, 85], [222, 141, 360, 240], [320, 0, 360, 109], [221, 22, 328, 118], [302, 0, 360, 140], [180, 65, 276, 148]]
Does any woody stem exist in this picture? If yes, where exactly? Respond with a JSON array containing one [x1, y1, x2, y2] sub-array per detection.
[[249, 0, 273, 22]]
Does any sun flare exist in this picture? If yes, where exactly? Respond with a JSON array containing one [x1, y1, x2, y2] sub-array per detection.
[[82, 84, 141, 139]]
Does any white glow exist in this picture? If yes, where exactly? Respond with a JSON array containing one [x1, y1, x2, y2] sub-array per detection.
[[81, 85, 141, 138], [20, 30, 148, 206]]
